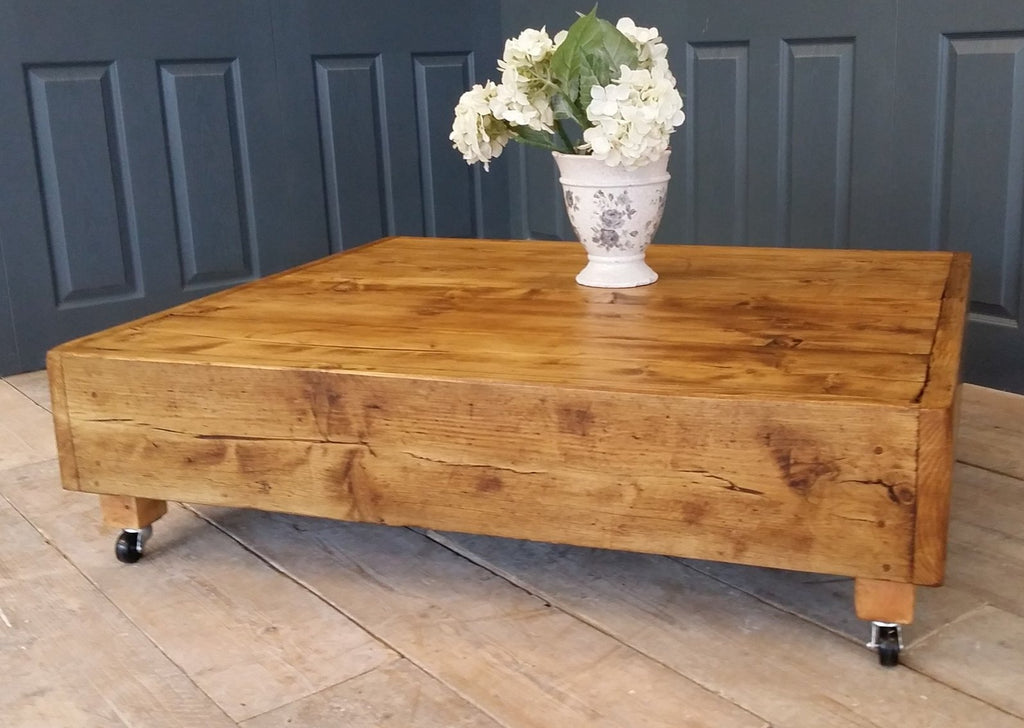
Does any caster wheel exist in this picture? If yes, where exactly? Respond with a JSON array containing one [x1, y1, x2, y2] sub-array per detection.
[[868, 622, 903, 668], [115, 526, 152, 564], [877, 637, 900, 667]]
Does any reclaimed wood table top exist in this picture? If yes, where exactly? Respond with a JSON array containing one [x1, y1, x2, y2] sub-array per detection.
[[56, 236, 969, 409]]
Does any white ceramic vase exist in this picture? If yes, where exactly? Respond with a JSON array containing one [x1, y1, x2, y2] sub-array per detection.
[[553, 151, 670, 288]]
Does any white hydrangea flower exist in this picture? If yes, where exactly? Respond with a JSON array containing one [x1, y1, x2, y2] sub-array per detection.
[[500, 27, 556, 70], [450, 14, 686, 170], [478, 26, 557, 134], [490, 71, 554, 132], [582, 65, 685, 168], [492, 26, 558, 133], [449, 81, 513, 171], [616, 17, 659, 45], [616, 17, 673, 82]]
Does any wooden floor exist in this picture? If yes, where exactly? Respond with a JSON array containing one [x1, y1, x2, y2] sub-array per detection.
[[2, 371, 1023, 727]]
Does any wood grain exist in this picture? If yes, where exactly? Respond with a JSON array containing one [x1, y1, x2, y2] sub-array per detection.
[[99, 493, 168, 529], [6, 369, 53, 410], [2, 460, 397, 723], [958, 384, 1024, 480], [912, 252, 970, 584], [8, 364, 1024, 725], [60, 357, 919, 580], [910, 606, 1024, 719], [45, 349, 79, 488], [0, 380, 56, 471], [429, 530, 1024, 728], [854, 577, 915, 623], [0, 487, 235, 728], [56, 238, 953, 403], [240, 660, 502, 728], [200, 506, 767, 728], [913, 405, 957, 585], [948, 521, 1024, 619], [919, 252, 971, 410], [48, 237, 969, 592]]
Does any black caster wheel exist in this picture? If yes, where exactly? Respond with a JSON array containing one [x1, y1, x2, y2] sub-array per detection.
[[868, 622, 903, 667], [877, 636, 900, 667], [115, 526, 152, 564]]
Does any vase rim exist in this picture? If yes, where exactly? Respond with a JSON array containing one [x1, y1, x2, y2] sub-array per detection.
[[551, 149, 671, 160]]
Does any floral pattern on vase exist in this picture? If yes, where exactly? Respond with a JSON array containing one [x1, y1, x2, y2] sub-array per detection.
[[554, 151, 670, 288], [593, 191, 637, 250]]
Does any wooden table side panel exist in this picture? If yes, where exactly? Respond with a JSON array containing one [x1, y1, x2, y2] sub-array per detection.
[[919, 252, 971, 410], [45, 351, 80, 490], [66, 327, 930, 404], [913, 253, 969, 585], [61, 357, 920, 580], [913, 403, 958, 585]]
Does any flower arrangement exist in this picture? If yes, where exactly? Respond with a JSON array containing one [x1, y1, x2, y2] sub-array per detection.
[[450, 8, 685, 171]]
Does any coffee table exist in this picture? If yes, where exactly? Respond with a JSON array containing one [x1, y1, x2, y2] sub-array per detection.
[[47, 237, 970, 665]]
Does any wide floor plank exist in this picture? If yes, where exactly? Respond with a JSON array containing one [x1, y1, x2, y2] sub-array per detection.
[[950, 463, 1024, 540], [909, 606, 1024, 719], [0, 494, 235, 728], [429, 530, 1024, 728], [198, 506, 768, 728], [241, 660, 502, 728], [959, 385, 1024, 479], [946, 520, 1024, 618], [1, 460, 396, 723], [0, 381, 55, 470], [679, 558, 984, 647], [5, 370, 52, 411]]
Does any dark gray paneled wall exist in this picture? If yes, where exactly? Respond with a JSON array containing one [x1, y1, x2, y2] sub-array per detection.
[[0, 0, 508, 375], [501, 0, 898, 250], [0, 2, 287, 374], [0, 1, 1021, 391], [0, 230, 17, 374], [891, 0, 1024, 391], [500, 0, 1024, 392]]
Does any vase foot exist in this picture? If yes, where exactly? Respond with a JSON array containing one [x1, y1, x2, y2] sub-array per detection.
[[575, 256, 658, 288]]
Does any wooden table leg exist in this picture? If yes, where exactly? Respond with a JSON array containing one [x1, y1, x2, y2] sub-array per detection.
[[99, 494, 167, 530], [854, 577, 915, 624]]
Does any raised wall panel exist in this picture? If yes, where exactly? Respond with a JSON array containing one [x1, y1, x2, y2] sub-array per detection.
[[937, 34, 1024, 324], [26, 63, 138, 305], [159, 59, 254, 287], [314, 56, 391, 251], [414, 53, 478, 237], [781, 39, 854, 248], [686, 43, 749, 244]]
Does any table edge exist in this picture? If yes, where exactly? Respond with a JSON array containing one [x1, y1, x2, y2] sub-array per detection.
[[919, 252, 971, 410]]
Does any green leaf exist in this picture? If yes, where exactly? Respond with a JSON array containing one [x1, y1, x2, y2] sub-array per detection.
[[510, 125, 560, 151], [551, 94, 588, 127], [576, 53, 603, 110], [549, 8, 597, 94], [549, 7, 638, 111]]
